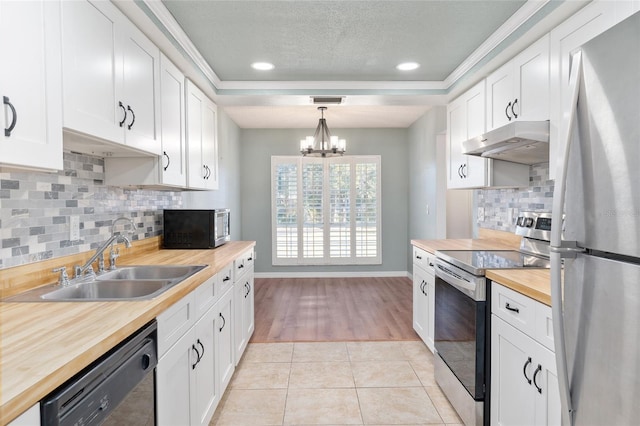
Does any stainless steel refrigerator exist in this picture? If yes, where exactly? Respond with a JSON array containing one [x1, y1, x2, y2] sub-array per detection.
[[551, 11, 640, 426]]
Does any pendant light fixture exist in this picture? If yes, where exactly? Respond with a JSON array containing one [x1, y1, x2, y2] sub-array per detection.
[[300, 107, 346, 157]]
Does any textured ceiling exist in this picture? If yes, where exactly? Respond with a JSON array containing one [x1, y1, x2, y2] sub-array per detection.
[[161, 0, 526, 82]]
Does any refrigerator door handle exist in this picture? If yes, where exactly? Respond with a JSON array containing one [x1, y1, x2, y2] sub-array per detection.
[[550, 51, 583, 426]]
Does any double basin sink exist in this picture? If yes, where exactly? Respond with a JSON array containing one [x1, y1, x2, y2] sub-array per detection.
[[6, 265, 206, 302]]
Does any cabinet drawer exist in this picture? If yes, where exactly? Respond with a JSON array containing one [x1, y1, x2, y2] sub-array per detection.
[[157, 291, 196, 357], [217, 263, 234, 296], [492, 282, 536, 339], [413, 247, 435, 275], [194, 274, 217, 319], [535, 302, 554, 351], [234, 248, 254, 282]]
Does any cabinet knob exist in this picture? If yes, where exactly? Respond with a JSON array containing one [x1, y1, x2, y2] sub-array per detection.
[[3, 96, 17, 137]]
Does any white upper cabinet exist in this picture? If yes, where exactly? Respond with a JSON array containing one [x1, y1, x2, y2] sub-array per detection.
[[486, 34, 550, 132], [62, 0, 161, 156], [548, 1, 635, 179], [447, 80, 490, 189], [0, 0, 63, 171], [186, 79, 219, 190], [159, 53, 187, 187]]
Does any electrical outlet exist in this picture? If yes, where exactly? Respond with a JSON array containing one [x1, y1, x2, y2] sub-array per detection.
[[70, 216, 80, 241], [477, 207, 485, 223]]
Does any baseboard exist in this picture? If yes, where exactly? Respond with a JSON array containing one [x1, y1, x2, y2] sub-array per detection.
[[255, 270, 410, 279]]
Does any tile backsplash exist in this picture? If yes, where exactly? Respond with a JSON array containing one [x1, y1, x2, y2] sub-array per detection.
[[0, 152, 182, 269], [475, 163, 553, 232]]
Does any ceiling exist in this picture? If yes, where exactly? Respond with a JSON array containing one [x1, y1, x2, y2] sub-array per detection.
[[141, 1, 585, 128]]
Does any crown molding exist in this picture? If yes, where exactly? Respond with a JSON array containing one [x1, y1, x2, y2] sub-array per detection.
[[142, 0, 222, 88], [443, 0, 550, 88]]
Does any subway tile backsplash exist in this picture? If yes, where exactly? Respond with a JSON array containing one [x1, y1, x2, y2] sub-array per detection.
[[476, 163, 553, 232], [0, 152, 182, 269]]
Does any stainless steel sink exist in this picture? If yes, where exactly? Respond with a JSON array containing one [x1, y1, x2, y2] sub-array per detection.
[[96, 265, 205, 281], [3, 264, 206, 302], [41, 280, 174, 301]]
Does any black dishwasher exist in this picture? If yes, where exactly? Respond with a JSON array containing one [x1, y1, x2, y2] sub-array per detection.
[[41, 320, 157, 426]]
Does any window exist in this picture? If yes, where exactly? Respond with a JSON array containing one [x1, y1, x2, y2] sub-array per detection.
[[272, 155, 381, 265]]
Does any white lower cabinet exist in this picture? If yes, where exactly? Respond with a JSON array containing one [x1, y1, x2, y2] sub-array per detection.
[[491, 283, 560, 426], [216, 287, 235, 393], [7, 403, 40, 426], [156, 253, 252, 426], [234, 248, 255, 364], [412, 247, 435, 352]]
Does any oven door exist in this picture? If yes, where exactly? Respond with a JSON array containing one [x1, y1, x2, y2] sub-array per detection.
[[434, 259, 486, 400]]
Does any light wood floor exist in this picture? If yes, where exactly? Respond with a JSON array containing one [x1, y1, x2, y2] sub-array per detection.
[[250, 276, 419, 342]]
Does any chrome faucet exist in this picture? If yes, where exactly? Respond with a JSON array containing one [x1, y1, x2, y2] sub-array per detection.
[[73, 217, 136, 279]]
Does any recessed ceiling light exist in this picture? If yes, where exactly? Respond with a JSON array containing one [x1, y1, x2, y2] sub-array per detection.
[[396, 62, 420, 71], [251, 62, 274, 71]]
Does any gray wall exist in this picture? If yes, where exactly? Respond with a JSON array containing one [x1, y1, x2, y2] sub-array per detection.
[[182, 109, 242, 239], [240, 128, 409, 275], [407, 107, 447, 272]]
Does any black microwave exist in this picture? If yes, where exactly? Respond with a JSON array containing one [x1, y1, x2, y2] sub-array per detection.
[[163, 209, 230, 249]]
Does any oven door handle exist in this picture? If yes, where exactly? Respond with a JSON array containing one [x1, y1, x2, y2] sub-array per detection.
[[434, 263, 481, 300]]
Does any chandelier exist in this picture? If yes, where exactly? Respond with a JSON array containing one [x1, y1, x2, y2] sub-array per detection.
[[300, 107, 346, 157]]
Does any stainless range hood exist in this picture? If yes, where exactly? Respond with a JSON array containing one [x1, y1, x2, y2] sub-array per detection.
[[462, 121, 549, 165]]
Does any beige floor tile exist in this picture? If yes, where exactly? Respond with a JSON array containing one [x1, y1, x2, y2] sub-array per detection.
[[293, 342, 350, 362], [351, 361, 422, 388], [230, 362, 291, 389], [289, 362, 355, 388], [400, 341, 435, 363], [410, 359, 437, 387], [211, 389, 287, 425], [243, 342, 294, 363], [284, 388, 363, 425], [424, 386, 463, 424], [346, 342, 407, 361], [357, 387, 443, 425]]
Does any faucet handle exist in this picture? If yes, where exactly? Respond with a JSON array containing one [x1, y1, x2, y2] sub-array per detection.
[[52, 267, 70, 286], [109, 245, 120, 270]]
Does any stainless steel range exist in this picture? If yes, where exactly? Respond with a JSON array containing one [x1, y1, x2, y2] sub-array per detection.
[[433, 211, 552, 426]]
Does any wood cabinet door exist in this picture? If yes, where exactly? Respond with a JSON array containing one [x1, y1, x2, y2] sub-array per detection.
[[463, 81, 488, 188], [156, 330, 195, 426], [412, 266, 429, 343], [120, 22, 161, 155], [160, 54, 187, 187], [216, 289, 235, 393], [0, 0, 62, 170], [486, 61, 515, 131], [491, 316, 537, 426], [514, 34, 550, 123], [201, 98, 219, 190], [62, 0, 124, 144], [193, 307, 219, 426]]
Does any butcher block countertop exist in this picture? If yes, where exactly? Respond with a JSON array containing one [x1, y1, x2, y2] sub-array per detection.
[[0, 240, 255, 425], [411, 230, 551, 306]]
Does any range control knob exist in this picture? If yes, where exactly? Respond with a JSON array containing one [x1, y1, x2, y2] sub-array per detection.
[[516, 217, 524, 226], [525, 218, 534, 227]]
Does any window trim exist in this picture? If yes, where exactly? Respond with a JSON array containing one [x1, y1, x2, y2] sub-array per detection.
[[271, 155, 382, 266]]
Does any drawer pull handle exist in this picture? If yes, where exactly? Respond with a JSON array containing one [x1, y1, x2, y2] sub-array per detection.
[[118, 101, 127, 127], [192, 344, 201, 369], [533, 364, 543, 393], [223, 276, 230, 282], [505, 302, 520, 313], [3, 96, 17, 137], [523, 356, 533, 385], [416, 255, 422, 259], [219, 313, 226, 332], [197, 339, 205, 361]]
